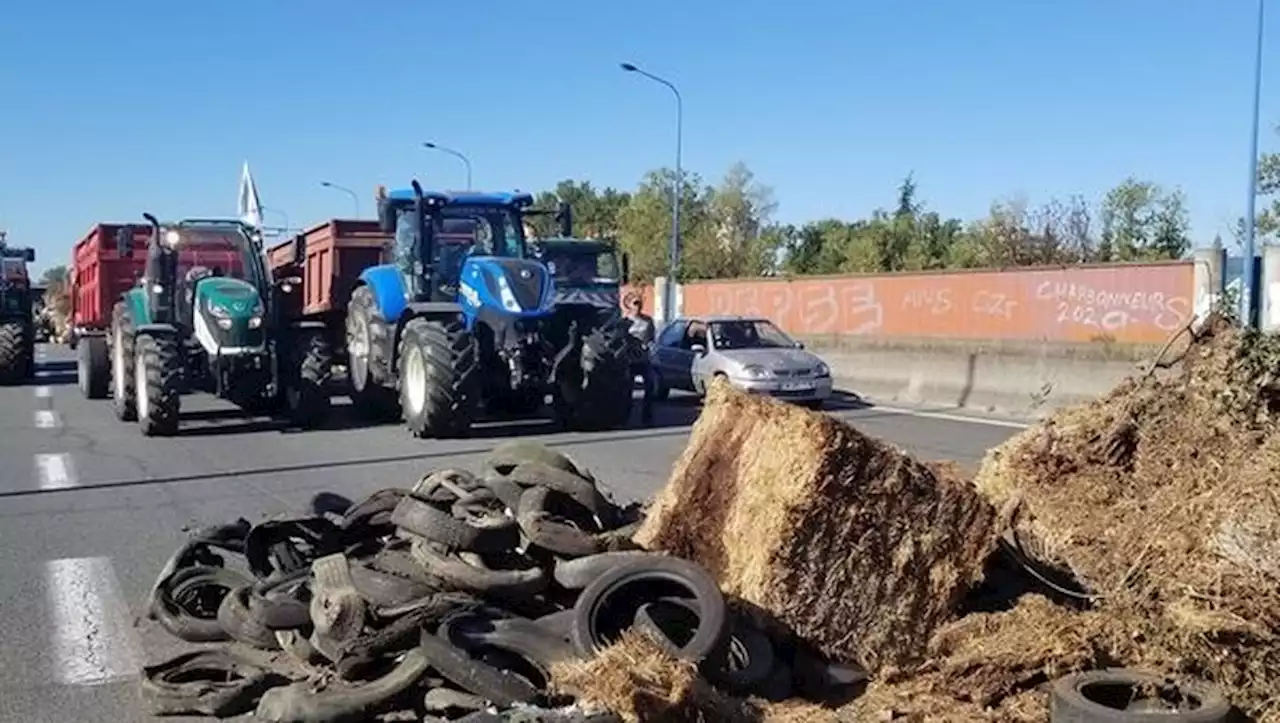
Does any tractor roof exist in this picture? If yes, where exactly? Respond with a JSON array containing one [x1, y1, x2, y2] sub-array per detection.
[[384, 189, 535, 207]]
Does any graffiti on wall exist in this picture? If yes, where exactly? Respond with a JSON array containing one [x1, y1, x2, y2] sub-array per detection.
[[657, 262, 1195, 345]]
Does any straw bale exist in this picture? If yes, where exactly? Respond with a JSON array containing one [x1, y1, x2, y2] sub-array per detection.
[[635, 379, 1001, 673], [972, 313, 1280, 720]]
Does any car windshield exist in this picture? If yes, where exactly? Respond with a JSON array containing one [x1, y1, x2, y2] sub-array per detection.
[[432, 206, 523, 258], [709, 319, 795, 350], [541, 245, 620, 285], [172, 227, 263, 289]]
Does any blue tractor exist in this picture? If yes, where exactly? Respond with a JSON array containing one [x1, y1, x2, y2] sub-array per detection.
[[344, 182, 634, 437]]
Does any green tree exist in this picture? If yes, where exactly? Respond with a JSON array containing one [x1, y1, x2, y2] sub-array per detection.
[[616, 168, 712, 282], [40, 265, 68, 286], [1254, 123, 1279, 243], [1099, 177, 1190, 261]]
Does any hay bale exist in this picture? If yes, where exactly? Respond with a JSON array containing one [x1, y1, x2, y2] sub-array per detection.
[[635, 379, 1001, 673], [549, 629, 757, 723], [972, 314, 1280, 721]]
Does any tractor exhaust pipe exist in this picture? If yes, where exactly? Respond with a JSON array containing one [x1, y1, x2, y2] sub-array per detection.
[[556, 202, 573, 237]]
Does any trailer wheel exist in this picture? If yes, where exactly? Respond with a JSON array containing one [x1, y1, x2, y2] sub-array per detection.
[[76, 334, 110, 398], [559, 320, 633, 431], [135, 332, 182, 437], [345, 285, 399, 420], [285, 328, 333, 429], [111, 304, 137, 420], [398, 316, 481, 439], [0, 319, 32, 386]]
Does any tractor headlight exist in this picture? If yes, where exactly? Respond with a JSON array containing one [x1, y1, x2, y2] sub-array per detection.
[[163, 230, 182, 247], [496, 276, 522, 312], [206, 299, 230, 319], [248, 299, 264, 329]]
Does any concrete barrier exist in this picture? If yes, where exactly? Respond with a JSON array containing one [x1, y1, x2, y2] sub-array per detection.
[[802, 336, 1155, 419]]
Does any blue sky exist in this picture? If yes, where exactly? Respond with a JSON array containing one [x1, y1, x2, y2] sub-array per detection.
[[0, 0, 1275, 276]]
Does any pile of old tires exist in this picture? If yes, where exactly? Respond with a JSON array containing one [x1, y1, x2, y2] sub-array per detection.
[[139, 440, 802, 722]]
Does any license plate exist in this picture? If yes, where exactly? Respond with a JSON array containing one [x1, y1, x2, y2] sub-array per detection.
[[781, 381, 815, 391]]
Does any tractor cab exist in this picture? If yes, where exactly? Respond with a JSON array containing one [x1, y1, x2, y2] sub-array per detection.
[[528, 237, 628, 312], [377, 186, 537, 305]]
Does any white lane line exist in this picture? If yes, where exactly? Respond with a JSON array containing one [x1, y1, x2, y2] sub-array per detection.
[[35, 385, 52, 398], [34, 409, 60, 429], [860, 404, 1031, 430], [35, 453, 75, 490], [45, 557, 143, 686]]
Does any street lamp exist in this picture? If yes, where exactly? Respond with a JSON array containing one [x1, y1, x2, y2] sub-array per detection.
[[621, 62, 683, 324], [320, 181, 361, 218], [422, 142, 473, 190], [1242, 0, 1267, 327]]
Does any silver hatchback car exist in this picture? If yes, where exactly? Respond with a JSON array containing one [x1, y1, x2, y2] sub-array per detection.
[[648, 315, 834, 407]]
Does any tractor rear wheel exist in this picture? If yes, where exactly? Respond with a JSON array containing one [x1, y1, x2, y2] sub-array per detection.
[[135, 332, 182, 437], [345, 285, 400, 420], [559, 319, 634, 431], [111, 304, 137, 420], [397, 317, 481, 439], [284, 328, 333, 428]]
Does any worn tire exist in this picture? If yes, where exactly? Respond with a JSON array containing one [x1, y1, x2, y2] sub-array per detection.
[[571, 556, 728, 662], [111, 303, 136, 418], [345, 285, 400, 420], [135, 332, 182, 436], [1049, 669, 1229, 723], [284, 328, 333, 428], [77, 334, 110, 399], [560, 320, 633, 432], [0, 318, 32, 385], [398, 316, 481, 439]]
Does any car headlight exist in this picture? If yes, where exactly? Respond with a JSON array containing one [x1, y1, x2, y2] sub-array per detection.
[[741, 365, 772, 379], [815, 362, 830, 377]]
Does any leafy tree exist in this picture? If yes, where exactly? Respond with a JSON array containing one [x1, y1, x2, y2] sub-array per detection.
[[1099, 177, 1191, 261]]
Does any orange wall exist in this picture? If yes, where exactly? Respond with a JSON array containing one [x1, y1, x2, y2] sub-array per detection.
[[625, 261, 1196, 345]]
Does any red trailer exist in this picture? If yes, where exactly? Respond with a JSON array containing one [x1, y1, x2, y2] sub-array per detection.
[[266, 219, 391, 353], [69, 224, 148, 346]]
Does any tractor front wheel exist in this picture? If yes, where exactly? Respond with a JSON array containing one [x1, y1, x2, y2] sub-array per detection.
[[134, 332, 182, 437], [558, 319, 634, 431], [397, 317, 481, 439]]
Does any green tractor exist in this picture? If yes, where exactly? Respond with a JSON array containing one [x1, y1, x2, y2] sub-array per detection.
[[0, 243, 37, 384], [95, 214, 332, 436]]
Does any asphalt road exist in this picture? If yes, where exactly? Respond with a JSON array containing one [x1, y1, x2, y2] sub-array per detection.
[[0, 343, 1023, 722]]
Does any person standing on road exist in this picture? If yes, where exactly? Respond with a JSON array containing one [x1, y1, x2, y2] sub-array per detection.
[[623, 291, 657, 425]]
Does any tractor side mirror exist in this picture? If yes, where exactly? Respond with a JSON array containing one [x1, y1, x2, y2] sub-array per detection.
[[115, 227, 133, 257], [292, 234, 306, 267], [377, 199, 397, 234], [23, 248, 34, 263]]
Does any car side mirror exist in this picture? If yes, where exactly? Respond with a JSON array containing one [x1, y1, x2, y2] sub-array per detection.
[[116, 227, 133, 258], [690, 343, 706, 356], [793, 340, 805, 349]]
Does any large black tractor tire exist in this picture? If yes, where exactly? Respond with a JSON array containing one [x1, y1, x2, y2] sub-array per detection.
[[75, 333, 109, 398], [0, 319, 33, 386], [284, 328, 334, 429], [344, 285, 400, 420], [110, 303, 137, 420], [134, 332, 182, 437], [397, 317, 481, 439], [560, 320, 634, 431]]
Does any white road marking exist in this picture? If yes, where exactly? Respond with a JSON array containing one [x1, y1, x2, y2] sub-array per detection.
[[35, 453, 75, 490], [45, 557, 143, 686], [34, 385, 52, 398], [34, 409, 59, 429], [860, 404, 1031, 430]]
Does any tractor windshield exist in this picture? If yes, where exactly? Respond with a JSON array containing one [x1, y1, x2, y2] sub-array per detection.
[[540, 245, 621, 286], [431, 206, 524, 259], [172, 227, 265, 290]]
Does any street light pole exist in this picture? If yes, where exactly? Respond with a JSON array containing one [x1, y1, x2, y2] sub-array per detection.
[[320, 181, 361, 218], [422, 142, 473, 190], [621, 62, 683, 325], [261, 206, 290, 235], [1242, 0, 1267, 327]]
